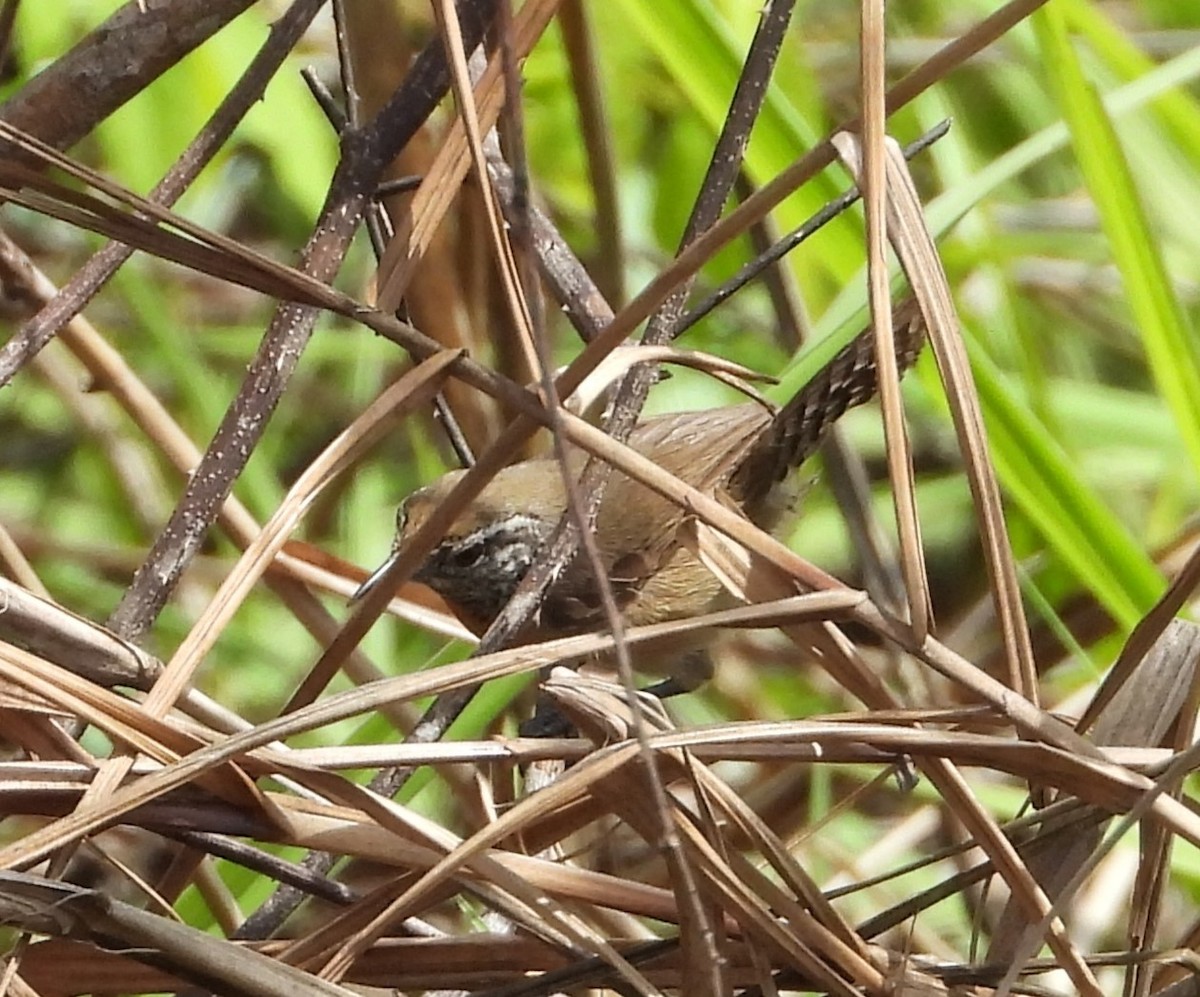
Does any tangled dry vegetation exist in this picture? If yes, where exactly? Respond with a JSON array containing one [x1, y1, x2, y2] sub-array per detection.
[[0, 1, 1197, 995]]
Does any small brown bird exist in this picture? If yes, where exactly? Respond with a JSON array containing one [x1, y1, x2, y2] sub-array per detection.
[[368, 298, 926, 692]]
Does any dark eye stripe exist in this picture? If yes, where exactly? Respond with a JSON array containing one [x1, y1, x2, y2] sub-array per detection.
[[450, 539, 486, 567]]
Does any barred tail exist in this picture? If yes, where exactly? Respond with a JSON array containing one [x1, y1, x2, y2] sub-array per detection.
[[731, 296, 927, 511]]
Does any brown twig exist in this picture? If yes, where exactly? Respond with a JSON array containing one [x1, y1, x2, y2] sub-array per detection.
[[0, 0, 255, 152]]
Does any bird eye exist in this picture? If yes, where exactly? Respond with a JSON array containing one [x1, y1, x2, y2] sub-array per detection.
[[450, 537, 486, 567]]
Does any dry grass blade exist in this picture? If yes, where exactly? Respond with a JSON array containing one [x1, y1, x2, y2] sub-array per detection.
[[681, 517, 898, 707], [830, 129, 1051, 832], [374, 0, 559, 313], [0, 578, 160, 691], [568, 344, 777, 420], [0, 523, 45, 597], [0, 133, 337, 311], [430, 0, 537, 375], [672, 761, 890, 991], [888, 139, 1038, 709], [1133, 629, 1200, 996], [267, 805, 709, 931], [0, 871, 357, 997], [32, 725, 1175, 778], [16, 936, 688, 994], [0, 640, 265, 814], [662, 821, 863, 996], [990, 620, 1200, 975], [926, 760, 1104, 995], [152, 350, 459, 711], [1081, 536, 1200, 734], [856, 0, 932, 644], [288, 760, 664, 993]]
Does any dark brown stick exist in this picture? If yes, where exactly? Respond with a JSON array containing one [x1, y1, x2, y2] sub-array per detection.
[[0, 0, 255, 152]]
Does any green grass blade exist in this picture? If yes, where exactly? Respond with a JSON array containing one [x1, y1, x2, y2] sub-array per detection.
[[968, 344, 1163, 629], [1034, 8, 1200, 476]]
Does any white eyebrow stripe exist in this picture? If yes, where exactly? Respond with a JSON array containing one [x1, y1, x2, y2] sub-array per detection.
[[453, 515, 548, 548]]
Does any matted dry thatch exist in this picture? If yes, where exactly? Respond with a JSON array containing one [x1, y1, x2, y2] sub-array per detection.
[[0, 1, 1197, 995]]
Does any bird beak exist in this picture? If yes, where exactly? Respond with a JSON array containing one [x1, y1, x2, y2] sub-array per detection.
[[350, 551, 400, 606]]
